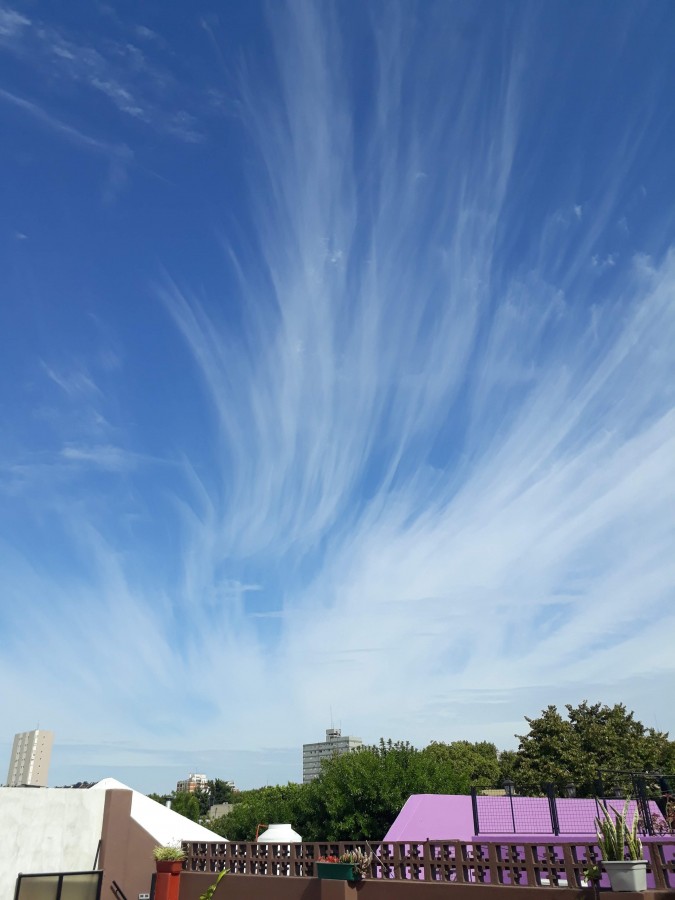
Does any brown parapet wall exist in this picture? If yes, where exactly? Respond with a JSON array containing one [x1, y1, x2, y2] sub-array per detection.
[[178, 873, 321, 900], [343, 889, 675, 900], [178, 874, 675, 900], [353, 890, 674, 900], [99, 789, 158, 899]]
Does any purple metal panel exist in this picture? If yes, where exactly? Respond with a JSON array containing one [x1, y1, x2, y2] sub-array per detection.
[[384, 794, 664, 843], [383, 794, 475, 842]]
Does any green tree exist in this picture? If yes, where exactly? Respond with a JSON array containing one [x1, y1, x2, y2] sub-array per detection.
[[208, 813, 230, 838], [209, 778, 236, 805], [208, 740, 439, 841], [512, 705, 581, 794], [302, 740, 421, 839], [513, 702, 675, 796], [171, 790, 201, 822], [422, 740, 501, 792], [211, 783, 308, 840], [498, 749, 518, 785], [299, 738, 496, 840], [194, 788, 211, 817]]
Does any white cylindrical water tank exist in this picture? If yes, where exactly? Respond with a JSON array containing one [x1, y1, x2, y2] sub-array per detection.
[[257, 823, 302, 842]]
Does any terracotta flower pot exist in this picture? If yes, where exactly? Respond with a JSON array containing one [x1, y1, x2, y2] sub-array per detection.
[[156, 860, 184, 875]]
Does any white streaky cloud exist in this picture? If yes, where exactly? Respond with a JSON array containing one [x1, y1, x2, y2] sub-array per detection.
[[162, 5, 521, 562], [89, 77, 145, 119], [60, 443, 149, 471], [1, 2, 673, 788], [0, 87, 135, 200], [160, 4, 674, 749], [134, 25, 167, 48], [0, 6, 203, 141], [41, 361, 102, 398], [0, 5, 29, 38], [0, 87, 119, 153], [0, 520, 270, 747]]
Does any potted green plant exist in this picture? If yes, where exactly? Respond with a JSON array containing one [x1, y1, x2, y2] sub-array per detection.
[[153, 844, 186, 876], [316, 855, 353, 880], [595, 802, 647, 891], [341, 849, 372, 879], [316, 849, 372, 882]]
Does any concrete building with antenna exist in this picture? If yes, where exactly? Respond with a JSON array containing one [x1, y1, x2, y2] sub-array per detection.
[[302, 727, 362, 783], [176, 773, 209, 794], [6, 729, 54, 787]]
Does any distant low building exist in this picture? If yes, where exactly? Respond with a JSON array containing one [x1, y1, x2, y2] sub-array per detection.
[[6, 729, 54, 787], [302, 728, 363, 783], [176, 773, 209, 793], [208, 801, 234, 819]]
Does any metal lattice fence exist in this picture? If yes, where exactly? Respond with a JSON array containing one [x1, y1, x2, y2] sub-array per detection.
[[471, 772, 675, 837]]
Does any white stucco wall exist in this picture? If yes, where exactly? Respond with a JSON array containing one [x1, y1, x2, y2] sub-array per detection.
[[0, 780, 226, 899], [0, 787, 106, 900], [92, 778, 226, 844]]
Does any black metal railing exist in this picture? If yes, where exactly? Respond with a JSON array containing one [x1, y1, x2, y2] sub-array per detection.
[[471, 772, 675, 837], [110, 880, 129, 900], [597, 770, 675, 836]]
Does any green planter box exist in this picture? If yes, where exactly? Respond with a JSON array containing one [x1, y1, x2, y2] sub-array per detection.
[[316, 862, 357, 881]]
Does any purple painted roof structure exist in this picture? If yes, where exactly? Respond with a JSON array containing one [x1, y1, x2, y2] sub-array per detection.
[[384, 794, 663, 842], [384, 794, 475, 841]]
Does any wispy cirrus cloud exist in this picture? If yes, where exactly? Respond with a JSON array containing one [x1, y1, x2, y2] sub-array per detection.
[[161, 3, 675, 748], [0, 3, 204, 142], [41, 361, 102, 398], [1, 2, 673, 791], [0, 85, 124, 153], [0, 85, 134, 203], [59, 443, 164, 471], [0, 4, 28, 37]]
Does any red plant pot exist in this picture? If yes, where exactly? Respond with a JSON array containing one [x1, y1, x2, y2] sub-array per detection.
[[156, 860, 184, 875]]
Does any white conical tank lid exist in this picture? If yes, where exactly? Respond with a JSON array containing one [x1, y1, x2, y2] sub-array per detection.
[[257, 823, 302, 842]]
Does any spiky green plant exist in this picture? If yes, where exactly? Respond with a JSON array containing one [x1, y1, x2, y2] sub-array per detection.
[[153, 844, 186, 861], [339, 849, 373, 879], [595, 802, 643, 861], [199, 867, 228, 900]]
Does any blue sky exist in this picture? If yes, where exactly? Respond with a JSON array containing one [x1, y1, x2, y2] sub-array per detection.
[[1, 0, 674, 794]]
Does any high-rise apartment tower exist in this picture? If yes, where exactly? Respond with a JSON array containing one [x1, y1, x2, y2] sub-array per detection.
[[302, 728, 362, 783], [6, 729, 54, 786]]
